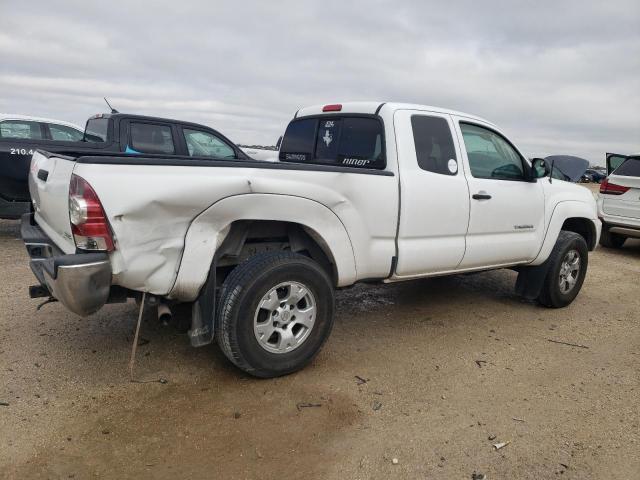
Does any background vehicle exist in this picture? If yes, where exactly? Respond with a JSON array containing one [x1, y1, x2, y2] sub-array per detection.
[[0, 114, 83, 218], [22, 102, 600, 377], [598, 153, 640, 248], [581, 168, 606, 183], [0, 113, 249, 219]]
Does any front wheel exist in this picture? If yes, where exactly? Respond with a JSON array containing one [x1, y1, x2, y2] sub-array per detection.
[[216, 251, 335, 378], [537, 231, 588, 308]]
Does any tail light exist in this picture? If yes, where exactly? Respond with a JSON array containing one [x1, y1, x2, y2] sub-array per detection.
[[600, 178, 630, 196], [69, 174, 115, 251]]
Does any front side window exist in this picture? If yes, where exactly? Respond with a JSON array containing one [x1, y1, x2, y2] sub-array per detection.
[[460, 123, 524, 180], [0, 120, 43, 139], [130, 123, 175, 154], [183, 129, 235, 158], [280, 116, 385, 169], [49, 123, 83, 141], [411, 115, 457, 175]]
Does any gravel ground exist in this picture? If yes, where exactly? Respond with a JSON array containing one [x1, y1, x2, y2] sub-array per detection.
[[1, 187, 639, 479]]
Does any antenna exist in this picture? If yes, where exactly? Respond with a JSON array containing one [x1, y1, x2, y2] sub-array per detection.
[[548, 158, 555, 184], [104, 97, 119, 114]]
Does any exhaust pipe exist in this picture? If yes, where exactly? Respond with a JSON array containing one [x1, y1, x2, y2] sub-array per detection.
[[157, 303, 172, 325]]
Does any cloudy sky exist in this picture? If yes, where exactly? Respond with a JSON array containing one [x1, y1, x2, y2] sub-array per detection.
[[1, 0, 638, 164]]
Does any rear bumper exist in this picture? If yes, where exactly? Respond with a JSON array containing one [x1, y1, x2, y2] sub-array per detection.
[[21, 213, 112, 316], [0, 196, 30, 219], [597, 196, 640, 232]]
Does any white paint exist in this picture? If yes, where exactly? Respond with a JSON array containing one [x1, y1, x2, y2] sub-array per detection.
[[29, 102, 600, 301]]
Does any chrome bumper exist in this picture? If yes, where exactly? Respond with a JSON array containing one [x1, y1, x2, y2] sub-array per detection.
[[21, 213, 112, 316]]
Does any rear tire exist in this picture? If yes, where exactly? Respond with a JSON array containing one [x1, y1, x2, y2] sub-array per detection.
[[538, 231, 588, 308], [216, 251, 335, 378], [599, 226, 626, 249]]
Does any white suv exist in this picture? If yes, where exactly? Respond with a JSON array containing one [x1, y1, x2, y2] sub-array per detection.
[[597, 153, 640, 248]]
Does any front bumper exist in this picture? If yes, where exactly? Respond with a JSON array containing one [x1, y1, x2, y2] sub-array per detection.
[[21, 213, 112, 316]]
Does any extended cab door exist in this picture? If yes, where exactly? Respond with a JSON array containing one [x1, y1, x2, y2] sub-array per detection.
[[453, 118, 545, 268], [393, 110, 470, 277]]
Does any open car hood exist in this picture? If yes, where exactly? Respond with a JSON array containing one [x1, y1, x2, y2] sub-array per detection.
[[544, 155, 590, 182]]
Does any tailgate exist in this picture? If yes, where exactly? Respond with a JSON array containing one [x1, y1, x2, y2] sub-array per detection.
[[29, 150, 77, 253]]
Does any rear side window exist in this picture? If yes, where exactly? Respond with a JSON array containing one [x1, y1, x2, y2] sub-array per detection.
[[84, 118, 109, 142], [613, 157, 640, 177], [49, 123, 83, 141], [130, 123, 175, 154], [0, 120, 43, 139], [280, 116, 385, 169], [411, 115, 457, 175]]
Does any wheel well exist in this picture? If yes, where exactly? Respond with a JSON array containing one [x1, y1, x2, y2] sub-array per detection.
[[561, 217, 596, 250], [214, 220, 337, 285]]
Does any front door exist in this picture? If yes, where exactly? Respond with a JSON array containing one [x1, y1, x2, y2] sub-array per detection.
[[453, 118, 545, 268], [393, 110, 470, 277]]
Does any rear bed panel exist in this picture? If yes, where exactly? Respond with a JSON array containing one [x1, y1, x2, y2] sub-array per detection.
[[72, 157, 399, 298]]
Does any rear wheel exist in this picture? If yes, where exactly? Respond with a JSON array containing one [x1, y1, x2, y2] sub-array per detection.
[[599, 225, 626, 249], [538, 231, 588, 308], [216, 251, 335, 378]]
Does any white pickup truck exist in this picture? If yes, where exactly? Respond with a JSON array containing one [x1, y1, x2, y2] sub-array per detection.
[[22, 102, 600, 377]]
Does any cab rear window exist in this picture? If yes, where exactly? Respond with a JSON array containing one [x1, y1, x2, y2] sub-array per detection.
[[84, 118, 109, 142], [279, 116, 385, 169]]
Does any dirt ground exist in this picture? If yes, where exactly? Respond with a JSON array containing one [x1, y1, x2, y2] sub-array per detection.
[[1, 187, 639, 479]]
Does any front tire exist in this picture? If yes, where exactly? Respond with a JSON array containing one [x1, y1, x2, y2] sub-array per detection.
[[599, 225, 626, 249], [216, 251, 335, 378], [537, 231, 588, 308]]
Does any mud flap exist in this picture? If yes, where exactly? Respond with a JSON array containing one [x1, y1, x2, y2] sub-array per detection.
[[515, 260, 550, 300], [188, 260, 217, 347]]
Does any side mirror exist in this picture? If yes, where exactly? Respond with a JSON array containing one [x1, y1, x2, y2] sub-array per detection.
[[531, 158, 550, 179]]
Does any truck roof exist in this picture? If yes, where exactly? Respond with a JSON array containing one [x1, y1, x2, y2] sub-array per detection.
[[0, 113, 83, 131], [295, 102, 496, 127], [89, 112, 223, 131]]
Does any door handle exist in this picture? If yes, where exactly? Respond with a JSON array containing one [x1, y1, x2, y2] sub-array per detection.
[[37, 169, 49, 182], [472, 193, 492, 200]]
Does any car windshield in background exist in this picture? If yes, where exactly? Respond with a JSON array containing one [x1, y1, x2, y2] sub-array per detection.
[[613, 157, 640, 177], [279, 116, 385, 169], [84, 118, 109, 142]]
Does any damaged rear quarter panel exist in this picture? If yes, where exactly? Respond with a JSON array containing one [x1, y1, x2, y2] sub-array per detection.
[[72, 162, 399, 296]]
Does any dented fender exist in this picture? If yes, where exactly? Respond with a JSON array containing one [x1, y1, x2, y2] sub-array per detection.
[[168, 193, 357, 301]]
